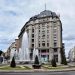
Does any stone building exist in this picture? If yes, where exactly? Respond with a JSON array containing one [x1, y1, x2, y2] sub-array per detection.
[[18, 10, 63, 63], [68, 46, 75, 62], [15, 39, 20, 52], [6, 39, 20, 60]]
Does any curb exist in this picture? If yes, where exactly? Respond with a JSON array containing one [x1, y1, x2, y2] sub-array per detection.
[[0, 69, 75, 73]]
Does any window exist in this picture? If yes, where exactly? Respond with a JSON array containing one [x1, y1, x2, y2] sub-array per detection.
[[47, 18, 49, 20], [15, 44, 17, 46], [42, 34, 45, 37], [47, 30, 49, 33], [42, 30, 45, 32], [42, 43, 45, 46], [39, 20, 40, 22], [42, 41, 45, 42], [43, 19, 45, 21], [47, 49, 49, 52], [42, 25, 45, 27], [39, 30, 40, 32], [47, 40, 49, 42], [31, 49, 33, 53], [42, 27, 45, 30], [32, 34, 34, 38], [39, 25, 40, 28], [41, 50, 46, 52], [47, 25, 49, 28], [47, 22, 48, 24], [53, 33, 57, 38], [53, 34, 57, 36], [54, 42, 57, 47], [53, 29, 57, 33], [39, 36, 40, 39], [32, 44, 34, 47], [54, 48, 57, 52], [54, 40, 57, 42], [47, 43, 49, 47], [39, 44, 40, 47], [32, 39, 34, 42], [54, 36, 57, 39], [53, 27, 57, 29], [32, 29, 34, 32], [47, 35, 49, 38]]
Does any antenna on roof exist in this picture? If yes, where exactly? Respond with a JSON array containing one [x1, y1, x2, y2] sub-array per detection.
[[45, 3, 46, 10]]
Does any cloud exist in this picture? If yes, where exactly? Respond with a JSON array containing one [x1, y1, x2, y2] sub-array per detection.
[[4, 10, 18, 16], [63, 34, 75, 41], [0, 0, 75, 56]]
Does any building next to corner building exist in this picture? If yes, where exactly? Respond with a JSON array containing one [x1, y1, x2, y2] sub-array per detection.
[[18, 10, 63, 64], [6, 39, 20, 61], [68, 46, 75, 62]]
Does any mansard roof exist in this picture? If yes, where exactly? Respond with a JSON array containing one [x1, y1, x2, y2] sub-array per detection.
[[29, 10, 58, 20]]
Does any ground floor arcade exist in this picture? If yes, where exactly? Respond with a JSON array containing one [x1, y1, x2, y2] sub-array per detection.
[[30, 48, 61, 63]]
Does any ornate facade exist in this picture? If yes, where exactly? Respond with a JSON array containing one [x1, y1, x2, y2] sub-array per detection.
[[18, 10, 63, 63]]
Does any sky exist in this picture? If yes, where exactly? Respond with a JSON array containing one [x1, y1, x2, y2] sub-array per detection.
[[0, 0, 75, 56]]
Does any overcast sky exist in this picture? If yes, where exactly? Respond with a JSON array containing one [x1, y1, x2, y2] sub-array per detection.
[[0, 0, 75, 56]]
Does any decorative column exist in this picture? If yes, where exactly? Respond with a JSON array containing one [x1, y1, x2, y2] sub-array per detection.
[[49, 48, 53, 62], [58, 48, 61, 64], [39, 50, 41, 62]]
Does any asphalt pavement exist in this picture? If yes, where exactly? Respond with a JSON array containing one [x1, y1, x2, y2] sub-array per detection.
[[0, 71, 75, 75]]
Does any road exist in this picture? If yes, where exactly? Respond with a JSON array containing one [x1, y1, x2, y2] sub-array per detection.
[[0, 71, 75, 75]]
